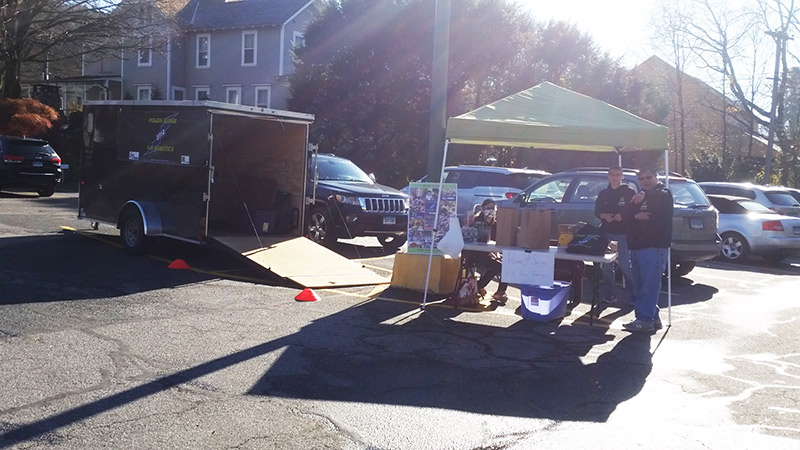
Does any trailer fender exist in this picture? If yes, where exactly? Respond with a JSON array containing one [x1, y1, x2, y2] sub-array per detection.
[[117, 201, 164, 237]]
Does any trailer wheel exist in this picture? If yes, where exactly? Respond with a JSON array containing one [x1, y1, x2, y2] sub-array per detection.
[[306, 206, 336, 244], [120, 210, 146, 254]]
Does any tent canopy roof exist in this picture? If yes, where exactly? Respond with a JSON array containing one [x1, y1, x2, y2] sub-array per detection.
[[445, 82, 668, 152]]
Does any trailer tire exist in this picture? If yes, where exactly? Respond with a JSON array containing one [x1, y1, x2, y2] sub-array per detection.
[[120, 210, 147, 254]]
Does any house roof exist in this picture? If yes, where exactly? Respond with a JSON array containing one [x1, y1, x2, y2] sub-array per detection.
[[178, 0, 313, 30], [155, 0, 192, 16]]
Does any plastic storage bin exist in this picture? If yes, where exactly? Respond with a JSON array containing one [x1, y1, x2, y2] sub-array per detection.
[[520, 281, 571, 322]]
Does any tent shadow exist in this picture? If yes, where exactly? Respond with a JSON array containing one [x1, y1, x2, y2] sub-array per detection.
[[248, 297, 653, 422]]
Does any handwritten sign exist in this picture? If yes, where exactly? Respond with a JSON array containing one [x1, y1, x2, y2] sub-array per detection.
[[501, 248, 556, 286]]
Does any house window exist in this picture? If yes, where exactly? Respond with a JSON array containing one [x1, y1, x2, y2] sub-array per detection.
[[137, 86, 152, 101], [197, 34, 210, 68], [242, 31, 257, 66], [138, 38, 152, 66], [255, 86, 271, 108], [293, 31, 305, 48], [195, 86, 210, 100], [226, 86, 241, 105], [172, 87, 185, 100]]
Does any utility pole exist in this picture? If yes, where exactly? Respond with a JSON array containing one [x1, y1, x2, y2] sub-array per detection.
[[764, 28, 790, 184], [426, 0, 450, 182]]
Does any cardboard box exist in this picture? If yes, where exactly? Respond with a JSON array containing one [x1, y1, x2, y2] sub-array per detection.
[[516, 208, 551, 249], [495, 205, 519, 246], [390, 252, 460, 294]]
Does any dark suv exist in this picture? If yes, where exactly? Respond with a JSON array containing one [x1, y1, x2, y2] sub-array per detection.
[[306, 153, 408, 249], [0, 136, 62, 197], [510, 168, 721, 276]]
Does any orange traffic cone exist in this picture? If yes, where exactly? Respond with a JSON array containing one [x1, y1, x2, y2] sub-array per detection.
[[168, 259, 191, 270], [295, 288, 320, 302]]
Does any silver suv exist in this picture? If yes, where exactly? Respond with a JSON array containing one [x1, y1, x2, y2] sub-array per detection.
[[406, 165, 550, 218], [509, 168, 720, 276], [698, 182, 800, 217]]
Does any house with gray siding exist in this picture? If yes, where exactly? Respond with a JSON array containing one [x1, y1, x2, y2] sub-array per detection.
[[32, 0, 317, 111], [175, 0, 316, 108]]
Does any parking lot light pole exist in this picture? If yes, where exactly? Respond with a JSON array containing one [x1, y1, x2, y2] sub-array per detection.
[[426, 0, 450, 183]]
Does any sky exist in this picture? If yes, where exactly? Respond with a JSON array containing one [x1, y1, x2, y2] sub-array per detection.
[[518, 0, 658, 67]]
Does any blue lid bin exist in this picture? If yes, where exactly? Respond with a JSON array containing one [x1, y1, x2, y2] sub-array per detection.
[[520, 281, 571, 322]]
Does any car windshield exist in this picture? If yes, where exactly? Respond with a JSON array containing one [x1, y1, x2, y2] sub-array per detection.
[[764, 191, 800, 206], [314, 157, 373, 183], [669, 181, 710, 207]]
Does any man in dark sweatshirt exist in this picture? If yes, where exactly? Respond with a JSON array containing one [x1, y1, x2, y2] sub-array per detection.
[[623, 167, 673, 333], [594, 166, 635, 304]]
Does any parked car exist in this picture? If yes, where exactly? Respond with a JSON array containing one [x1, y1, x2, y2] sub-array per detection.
[[506, 168, 720, 276], [698, 182, 800, 217], [0, 135, 62, 197], [784, 187, 800, 205], [707, 194, 800, 263], [404, 165, 550, 218], [306, 153, 409, 249]]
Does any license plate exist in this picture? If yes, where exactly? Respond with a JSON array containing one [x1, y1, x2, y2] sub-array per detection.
[[383, 216, 396, 225], [794, 226, 800, 235], [690, 218, 704, 230], [32, 161, 43, 167]]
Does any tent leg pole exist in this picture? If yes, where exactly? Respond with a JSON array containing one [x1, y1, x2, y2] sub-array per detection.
[[665, 148, 672, 327], [422, 140, 451, 309]]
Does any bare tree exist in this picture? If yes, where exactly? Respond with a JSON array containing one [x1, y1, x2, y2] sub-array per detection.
[[686, 0, 799, 183], [651, 0, 698, 174], [0, 0, 174, 99]]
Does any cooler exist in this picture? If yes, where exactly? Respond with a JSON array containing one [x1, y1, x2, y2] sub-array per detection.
[[520, 281, 571, 322]]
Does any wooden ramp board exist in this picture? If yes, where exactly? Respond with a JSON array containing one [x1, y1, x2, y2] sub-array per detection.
[[212, 235, 389, 288]]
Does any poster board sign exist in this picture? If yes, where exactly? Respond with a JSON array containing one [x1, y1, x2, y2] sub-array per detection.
[[406, 182, 457, 254], [500, 248, 556, 286]]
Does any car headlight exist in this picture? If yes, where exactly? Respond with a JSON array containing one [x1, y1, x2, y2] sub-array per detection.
[[335, 194, 361, 206]]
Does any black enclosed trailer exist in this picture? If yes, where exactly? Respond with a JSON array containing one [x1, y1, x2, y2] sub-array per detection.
[[79, 101, 387, 287]]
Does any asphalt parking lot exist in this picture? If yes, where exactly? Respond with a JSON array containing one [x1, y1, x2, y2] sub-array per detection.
[[1, 191, 800, 449]]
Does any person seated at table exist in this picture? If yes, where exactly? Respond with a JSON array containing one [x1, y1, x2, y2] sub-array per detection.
[[463, 199, 509, 303]]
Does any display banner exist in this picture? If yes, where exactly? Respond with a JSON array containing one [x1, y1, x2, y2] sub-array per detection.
[[406, 182, 457, 254]]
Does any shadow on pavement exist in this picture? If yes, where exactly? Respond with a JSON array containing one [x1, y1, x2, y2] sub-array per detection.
[[0, 287, 654, 446], [250, 299, 653, 422], [0, 233, 214, 305], [0, 230, 288, 306]]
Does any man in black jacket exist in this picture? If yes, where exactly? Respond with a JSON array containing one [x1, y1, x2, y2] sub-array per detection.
[[623, 167, 673, 333], [594, 166, 635, 304]]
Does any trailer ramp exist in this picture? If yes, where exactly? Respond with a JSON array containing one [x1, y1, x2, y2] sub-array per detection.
[[213, 236, 389, 288]]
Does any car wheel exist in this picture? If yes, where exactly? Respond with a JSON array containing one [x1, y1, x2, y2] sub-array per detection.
[[306, 206, 336, 244], [719, 232, 749, 262], [762, 252, 786, 264], [37, 185, 56, 197], [378, 234, 407, 250], [670, 261, 696, 277], [120, 209, 147, 254]]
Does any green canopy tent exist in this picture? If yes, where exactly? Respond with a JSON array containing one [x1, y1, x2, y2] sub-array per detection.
[[422, 82, 674, 325], [445, 81, 668, 151]]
